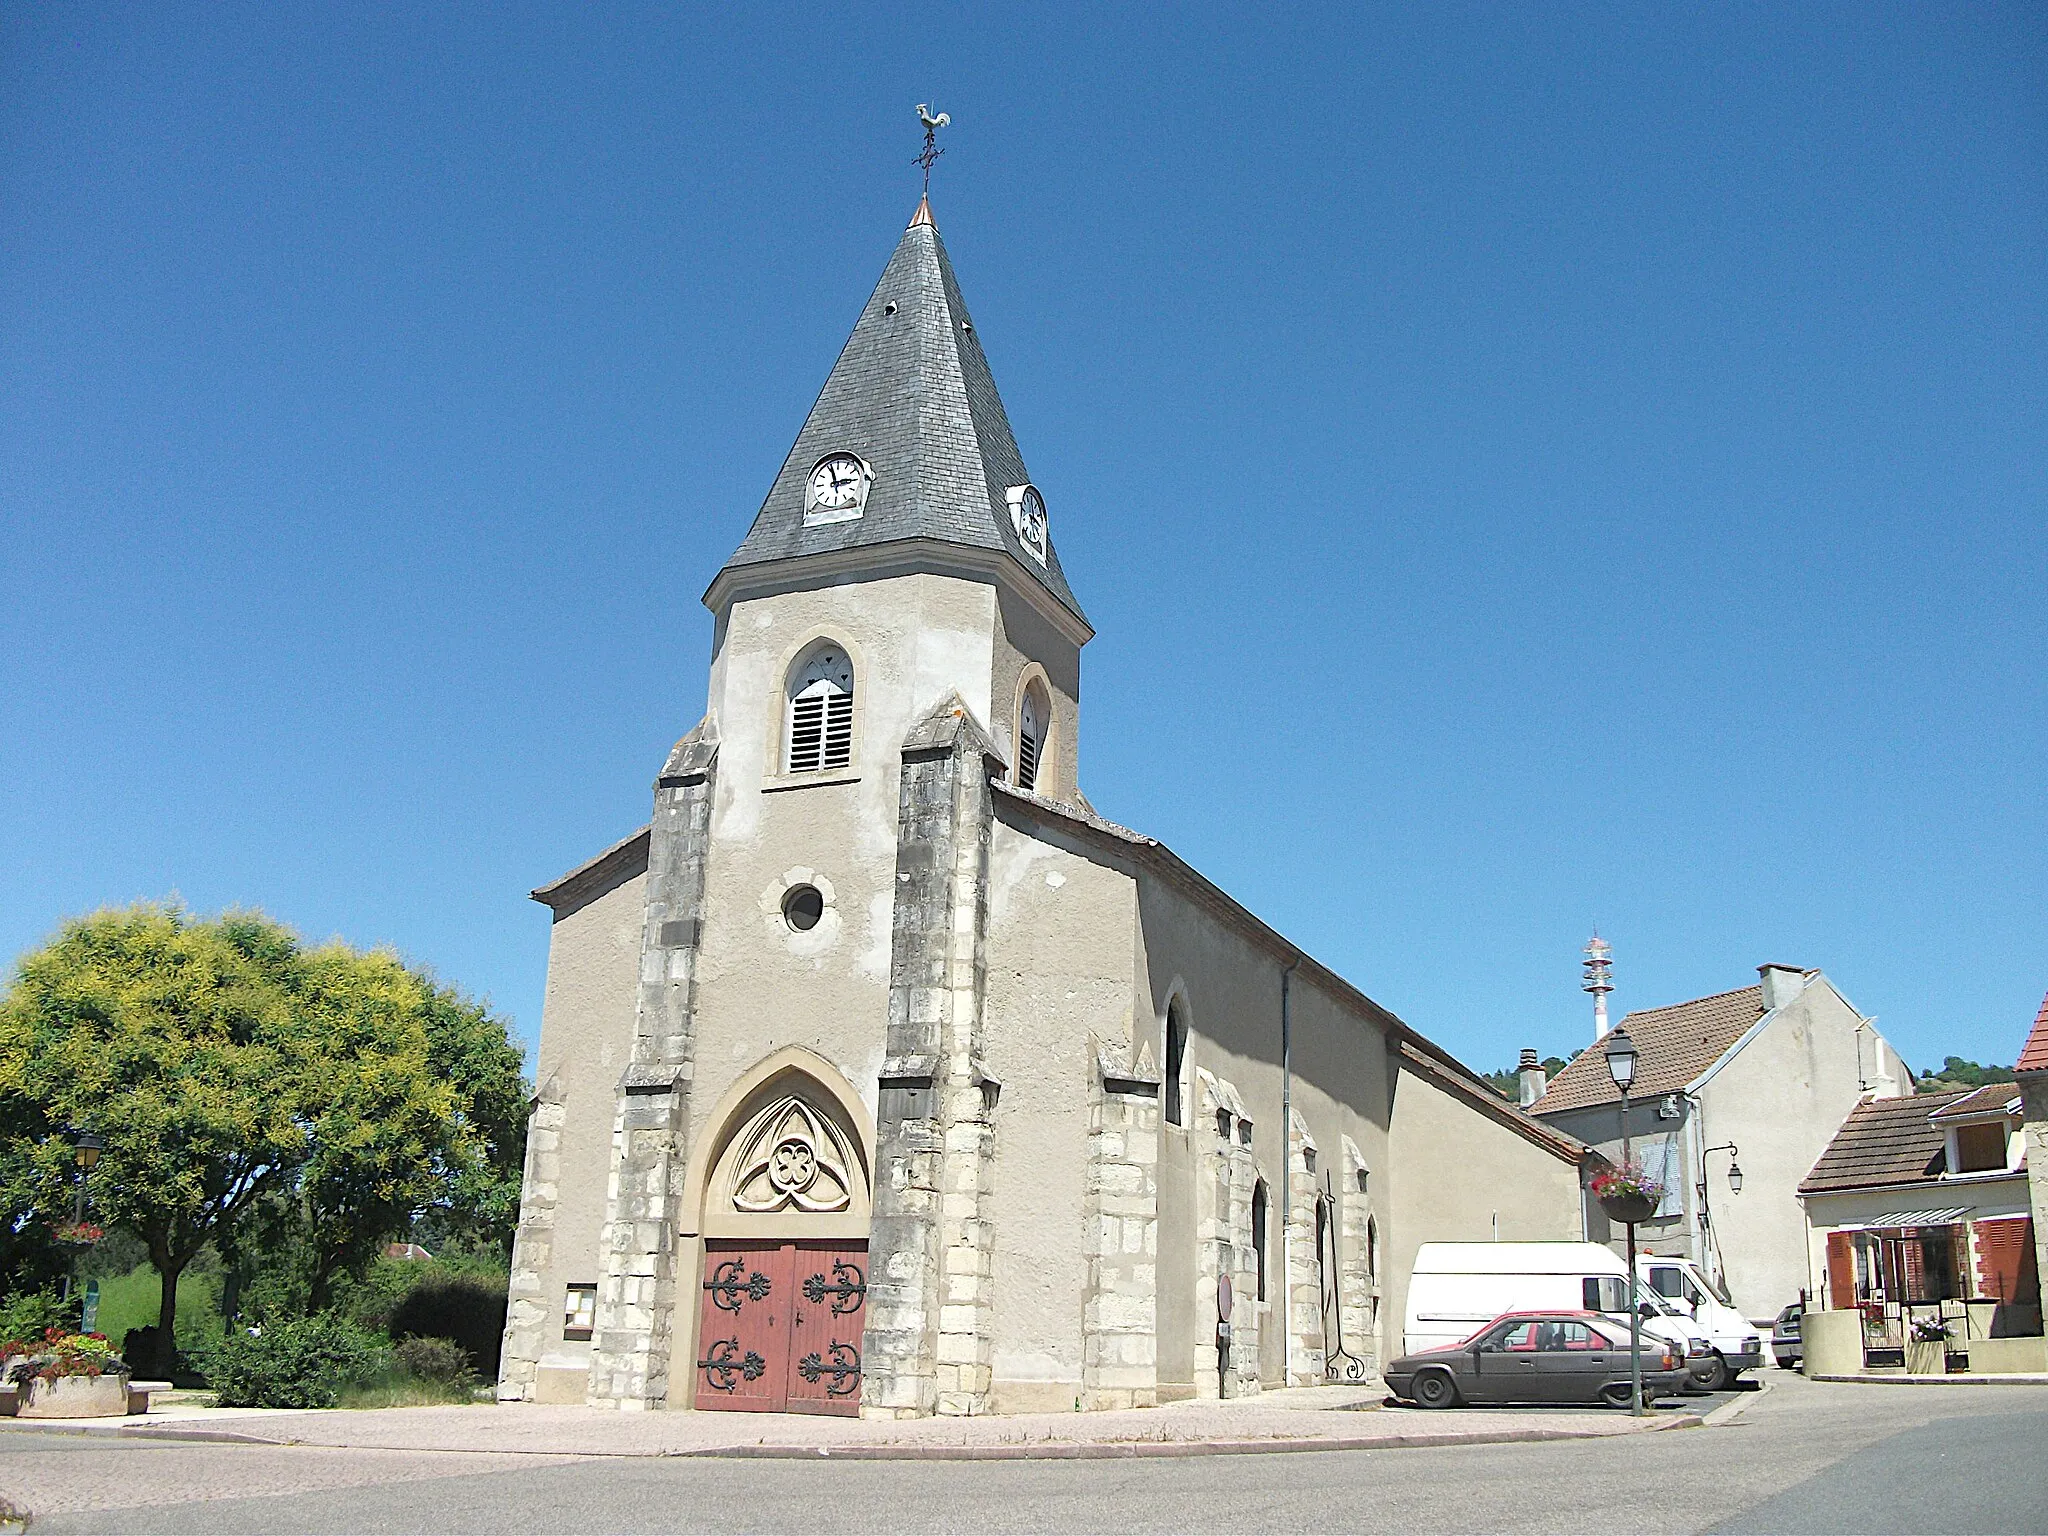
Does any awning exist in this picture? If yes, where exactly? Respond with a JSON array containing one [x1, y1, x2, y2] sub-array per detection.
[[1862, 1206, 1974, 1229]]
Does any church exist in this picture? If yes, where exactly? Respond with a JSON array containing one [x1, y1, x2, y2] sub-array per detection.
[[496, 192, 1589, 1417]]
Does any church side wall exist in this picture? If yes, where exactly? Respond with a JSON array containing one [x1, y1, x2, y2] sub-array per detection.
[[1384, 1064, 1584, 1360], [1133, 876, 1394, 1395], [500, 864, 647, 1403], [981, 814, 1137, 1413]]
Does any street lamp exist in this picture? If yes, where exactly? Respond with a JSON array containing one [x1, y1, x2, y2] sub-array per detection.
[[1604, 1028, 1644, 1416], [1704, 1142, 1742, 1195], [62, 1129, 104, 1308]]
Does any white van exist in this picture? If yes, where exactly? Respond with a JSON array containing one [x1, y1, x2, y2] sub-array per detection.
[[1636, 1255, 1764, 1388], [1404, 1241, 1703, 1371]]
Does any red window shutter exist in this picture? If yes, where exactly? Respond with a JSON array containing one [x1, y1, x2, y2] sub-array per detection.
[[1974, 1218, 2034, 1304], [1827, 1231, 1856, 1311]]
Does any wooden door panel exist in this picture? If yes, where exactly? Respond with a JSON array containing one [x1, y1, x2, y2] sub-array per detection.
[[696, 1242, 793, 1412], [786, 1243, 867, 1416]]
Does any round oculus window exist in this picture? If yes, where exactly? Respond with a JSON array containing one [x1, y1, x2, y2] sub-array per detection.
[[782, 884, 825, 932]]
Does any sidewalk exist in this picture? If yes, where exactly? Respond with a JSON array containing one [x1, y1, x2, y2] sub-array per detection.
[[2, 1384, 1704, 1461], [1810, 1372, 2048, 1387]]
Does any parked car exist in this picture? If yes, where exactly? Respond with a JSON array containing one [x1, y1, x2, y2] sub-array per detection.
[[1385, 1310, 1692, 1410], [1772, 1303, 1803, 1369], [1403, 1241, 1715, 1393]]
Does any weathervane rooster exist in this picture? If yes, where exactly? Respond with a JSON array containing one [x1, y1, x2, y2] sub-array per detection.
[[915, 103, 950, 195]]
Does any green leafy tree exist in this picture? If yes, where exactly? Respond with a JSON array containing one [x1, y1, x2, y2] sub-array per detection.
[[0, 905, 527, 1370], [1914, 1055, 2015, 1094]]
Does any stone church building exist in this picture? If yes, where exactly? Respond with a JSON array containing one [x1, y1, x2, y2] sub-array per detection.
[[497, 197, 1588, 1417]]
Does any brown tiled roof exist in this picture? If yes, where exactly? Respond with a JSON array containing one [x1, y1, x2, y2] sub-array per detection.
[[1531, 985, 1768, 1115], [1927, 1082, 2022, 1121], [2019, 992, 2048, 1074], [1798, 1091, 1967, 1194]]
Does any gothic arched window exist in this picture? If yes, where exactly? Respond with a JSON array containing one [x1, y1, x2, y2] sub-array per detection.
[[1163, 1000, 1189, 1127], [786, 643, 855, 774], [1016, 679, 1050, 791], [1252, 1178, 1271, 1302]]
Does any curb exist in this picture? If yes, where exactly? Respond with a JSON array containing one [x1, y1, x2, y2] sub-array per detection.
[[1701, 1377, 1770, 1427], [0, 1413, 1703, 1461], [671, 1417, 1705, 1460], [2, 1413, 1703, 1462], [1811, 1373, 2048, 1387]]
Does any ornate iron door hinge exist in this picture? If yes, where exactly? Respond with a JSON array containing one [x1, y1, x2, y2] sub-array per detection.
[[704, 1258, 773, 1312], [802, 1260, 867, 1315], [698, 1338, 767, 1392], [798, 1341, 862, 1396]]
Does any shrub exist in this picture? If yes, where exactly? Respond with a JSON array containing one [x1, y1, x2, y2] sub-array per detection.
[[388, 1272, 507, 1379], [203, 1314, 390, 1409], [0, 1291, 73, 1345], [393, 1335, 477, 1390]]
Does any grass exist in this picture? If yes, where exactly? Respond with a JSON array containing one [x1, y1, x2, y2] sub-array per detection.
[[88, 1264, 224, 1355], [338, 1366, 482, 1409]]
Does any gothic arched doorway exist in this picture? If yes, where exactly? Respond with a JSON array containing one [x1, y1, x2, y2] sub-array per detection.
[[684, 1054, 872, 1416]]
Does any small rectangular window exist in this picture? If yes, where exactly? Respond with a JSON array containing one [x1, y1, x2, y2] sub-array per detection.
[[1164, 1010, 1187, 1127], [563, 1284, 597, 1341], [1954, 1122, 2007, 1173]]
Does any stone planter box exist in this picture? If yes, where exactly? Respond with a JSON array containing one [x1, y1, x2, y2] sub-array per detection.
[[17, 1373, 131, 1419], [1904, 1339, 1947, 1376]]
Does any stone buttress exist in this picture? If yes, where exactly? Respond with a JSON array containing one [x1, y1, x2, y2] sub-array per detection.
[[1084, 1037, 1162, 1408], [862, 695, 1005, 1417], [587, 719, 719, 1408]]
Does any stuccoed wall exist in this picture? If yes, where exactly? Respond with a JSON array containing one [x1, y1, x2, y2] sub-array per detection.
[[1384, 1062, 1585, 1359], [981, 811, 1136, 1413], [1132, 873, 1393, 1395], [1698, 979, 1911, 1322], [991, 582, 1082, 802], [498, 860, 647, 1403]]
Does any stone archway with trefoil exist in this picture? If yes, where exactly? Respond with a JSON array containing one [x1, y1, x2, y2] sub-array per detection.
[[676, 1048, 873, 1415]]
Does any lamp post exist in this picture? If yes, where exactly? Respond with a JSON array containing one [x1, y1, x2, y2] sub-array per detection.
[[1603, 1027, 1642, 1416], [62, 1129, 104, 1308]]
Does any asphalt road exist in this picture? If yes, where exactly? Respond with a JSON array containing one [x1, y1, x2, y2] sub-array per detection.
[[5, 1376, 2044, 1534]]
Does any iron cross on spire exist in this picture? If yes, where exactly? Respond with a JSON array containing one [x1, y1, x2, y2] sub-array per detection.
[[914, 102, 950, 196]]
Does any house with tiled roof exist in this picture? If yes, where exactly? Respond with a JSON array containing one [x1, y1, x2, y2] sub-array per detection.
[[1529, 965, 1910, 1325], [2017, 992, 2048, 1329], [1796, 1068, 2041, 1372]]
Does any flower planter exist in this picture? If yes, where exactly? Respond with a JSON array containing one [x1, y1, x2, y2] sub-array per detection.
[[1904, 1339, 1946, 1377], [1598, 1189, 1658, 1225], [18, 1373, 130, 1419]]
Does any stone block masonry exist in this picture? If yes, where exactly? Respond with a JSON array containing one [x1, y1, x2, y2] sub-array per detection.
[[1084, 1037, 1161, 1409], [587, 721, 719, 1408], [865, 696, 1006, 1417], [498, 1086, 566, 1400]]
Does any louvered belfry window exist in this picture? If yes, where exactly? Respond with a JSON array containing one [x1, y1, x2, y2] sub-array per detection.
[[786, 645, 855, 774], [1017, 685, 1046, 791]]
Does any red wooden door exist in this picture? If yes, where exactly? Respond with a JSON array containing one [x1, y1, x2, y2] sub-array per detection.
[[785, 1243, 868, 1416], [695, 1242, 794, 1412]]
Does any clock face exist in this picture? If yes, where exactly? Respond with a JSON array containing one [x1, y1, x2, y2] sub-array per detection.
[[808, 454, 868, 514], [1009, 484, 1048, 561]]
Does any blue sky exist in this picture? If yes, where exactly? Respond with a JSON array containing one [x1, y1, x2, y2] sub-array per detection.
[[3, 3, 2042, 1078]]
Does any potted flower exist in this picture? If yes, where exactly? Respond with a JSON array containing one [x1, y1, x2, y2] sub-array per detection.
[[4, 1327, 131, 1418], [1590, 1163, 1665, 1226]]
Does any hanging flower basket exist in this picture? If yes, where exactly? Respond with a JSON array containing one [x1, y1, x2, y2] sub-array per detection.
[[52, 1222, 104, 1248], [1590, 1163, 1664, 1225]]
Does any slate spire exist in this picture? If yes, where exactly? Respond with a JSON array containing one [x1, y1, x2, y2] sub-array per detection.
[[710, 202, 1087, 626]]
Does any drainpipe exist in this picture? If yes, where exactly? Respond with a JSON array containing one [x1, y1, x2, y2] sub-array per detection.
[[1280, 956, 1299, 1382]]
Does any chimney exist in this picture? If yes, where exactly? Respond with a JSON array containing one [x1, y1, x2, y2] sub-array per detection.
[[1758, 964, 1809, 1012], [1518, 1048, 1548, 1108]]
